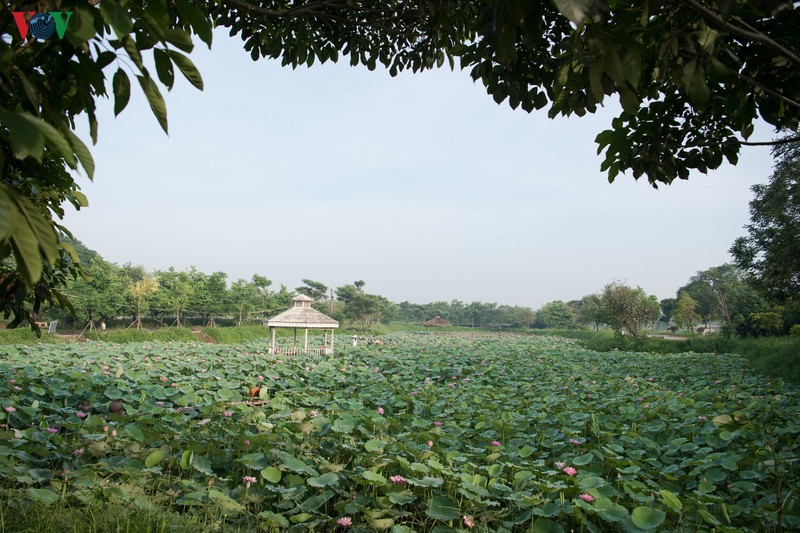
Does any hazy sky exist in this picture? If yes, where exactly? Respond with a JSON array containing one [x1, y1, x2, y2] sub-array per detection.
[[62, 29, 777, 309]]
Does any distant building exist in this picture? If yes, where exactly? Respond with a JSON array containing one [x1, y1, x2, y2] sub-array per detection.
[[424, 316, 452, 327]]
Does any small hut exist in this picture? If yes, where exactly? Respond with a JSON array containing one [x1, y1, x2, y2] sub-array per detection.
[[424, 316, 452, 328], [265, 295, 339, 355]]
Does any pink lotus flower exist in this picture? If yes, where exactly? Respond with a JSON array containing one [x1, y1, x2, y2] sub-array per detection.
[[555, 461, 565, 470], [337, 516, 352, 527], [389, 475, 406, 485], [491, 440, 501, 446], [46, 427, 58, 434], [222, 410, 234, 417], [564, 467, 577, 476], [244, 439, 250, 447], [73, 447, 85, 456], [433, 421, 444, 426], [4, 406, 15, 413], [76, 411, 87, 419], [377, 407, 385, 415], [243, 475, 257, 488], [569, 438, 582, 445], [427, 440, 433, 448], [309, 410, 319, 417], [579, 493, 594, 502], [463, 515, 476, 528], [156, 401, 164, 406]]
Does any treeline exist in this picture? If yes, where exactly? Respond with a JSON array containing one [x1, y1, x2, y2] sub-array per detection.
[[536, 264, 799, 338], [42, 241, 797, 339], [44, 247, 538, 331]]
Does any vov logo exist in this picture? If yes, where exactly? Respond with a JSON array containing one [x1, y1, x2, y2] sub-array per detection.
[[11, 11, 73, 40]]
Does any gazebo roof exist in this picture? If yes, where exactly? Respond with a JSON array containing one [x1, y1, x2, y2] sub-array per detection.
[[265, 295, 339, 329], [424, 315, 452, 327]]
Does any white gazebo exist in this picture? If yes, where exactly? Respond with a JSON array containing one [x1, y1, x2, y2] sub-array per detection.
[[265, 295, 339, 355]]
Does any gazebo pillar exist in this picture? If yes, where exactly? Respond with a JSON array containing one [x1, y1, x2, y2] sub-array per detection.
[[304, 329, 309, 352], [269, 327, 276, 354]]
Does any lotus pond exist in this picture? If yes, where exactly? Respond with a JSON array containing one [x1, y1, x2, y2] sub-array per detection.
[[0, 333, 799, 531]]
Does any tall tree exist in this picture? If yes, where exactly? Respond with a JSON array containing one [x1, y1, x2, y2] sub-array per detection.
[[601, 282, 660, 337], [678, 264, 763, 335], [730, 137, 799, 303], [578, 293, 608, 330], [155, 268, 195, 327], [537, 300, 579, 329], [296, 279, 327, 301], [673, 293, 701, 335]]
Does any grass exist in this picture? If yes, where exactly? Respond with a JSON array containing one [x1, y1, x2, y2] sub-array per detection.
[[0, 327, 67, 345], [0, 490, 246, 533], [85, 327, 202, 344], [532, 328, 800, 384]]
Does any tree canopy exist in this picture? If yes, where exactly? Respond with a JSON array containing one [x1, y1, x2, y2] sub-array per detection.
[[0, 0, 800, 326], [730, 137, 799, 303]]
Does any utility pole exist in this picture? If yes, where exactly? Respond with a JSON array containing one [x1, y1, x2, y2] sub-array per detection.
[[329, 288, 334, 315]]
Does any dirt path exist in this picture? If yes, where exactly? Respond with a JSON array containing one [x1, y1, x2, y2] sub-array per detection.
[[647, 334, 688, 341]]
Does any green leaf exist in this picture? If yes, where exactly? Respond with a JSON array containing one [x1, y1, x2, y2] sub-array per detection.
[[0, 189, 14, 240], [259, 511, 289, 527], [631, 506, 666, 529], [528, 519, 565, 533], [361, 470, 387, 484], [659, 489, 682, 512], [518, 446, 536, 458], [99, 0, 134, 40], [26, 488, 59, 506], [261, 466, 282, 483], [370, 518, 395, 530], [280, 454, 317, 475], [144, 448, 166, 468], [301, 491, 334, 512], [208, 489, 244, 515], [180, 449, 193, 470], [595, 499, 630, 522], [125, 424, 145, 442], [389, 491, 416, 504], [426, 495, 459, 521], [0, 110, 46, 162], [307, 472, 340, 488], [9, 206, 42, 285], [137, 75, 168, 133], [572, 452, 594, 465], [364, 439, 386, 452], [175, 0, 212, 47], [65, 130, 95, 179], [153, 48, 174, 90], [66, 8, 97, 46], [167, 50, 204, 90], [191, 455, 214, 476], [164, 28, 194, 53]]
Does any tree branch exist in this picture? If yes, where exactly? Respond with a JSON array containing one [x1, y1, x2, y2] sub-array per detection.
[[732, 69, 800, 109], [740, 136, 799, 146], [680, 0, 799, 66]]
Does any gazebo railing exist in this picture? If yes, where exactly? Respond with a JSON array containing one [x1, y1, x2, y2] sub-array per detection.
[[270, 346, 334, 356]]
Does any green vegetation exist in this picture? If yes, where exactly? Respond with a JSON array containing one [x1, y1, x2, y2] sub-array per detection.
[[0, 334, 798, 531], [85, 327, 201, 344], [0, 328, 66, 345], [202, 325, 274, 344], [534, 329, 800, 384]]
